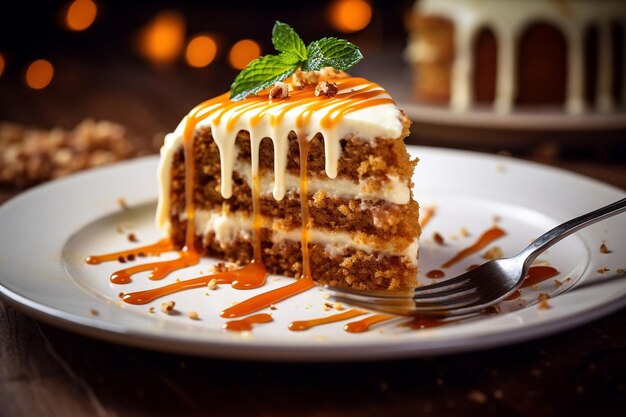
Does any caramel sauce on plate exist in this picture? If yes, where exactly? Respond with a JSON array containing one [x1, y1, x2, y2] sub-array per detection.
[[224, 313, 273, 332], [344, 314, 394, 333], [442, 226, 505, 268], [425, 269, 445, 279], [289, 309, 366, 331]]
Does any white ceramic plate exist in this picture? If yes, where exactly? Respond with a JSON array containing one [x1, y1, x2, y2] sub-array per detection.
[[1, 147, 625, 361]]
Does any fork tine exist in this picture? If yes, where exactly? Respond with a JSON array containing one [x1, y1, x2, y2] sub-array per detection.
[[413, 275, 472, 294]]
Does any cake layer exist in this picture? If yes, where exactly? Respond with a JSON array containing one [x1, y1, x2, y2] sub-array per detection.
[[169, 216, 418, 290]]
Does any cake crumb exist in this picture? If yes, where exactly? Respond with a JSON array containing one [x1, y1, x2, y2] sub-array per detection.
[[483, 246, 503, 260], [187, 310, 199, 320], [460, 227, 470, 237], [118, 292, 125, 298], [596, 267, 610, 274], [467, 390, 488, 404], [600, 242, 611, 254], [149, 307, 155, 314], [207, 278, 218, 290], [161, 300, 176, 314], [315, 81, 338, 98], [531, 284, 539, 291], [270, 304, 277, 311], [493, 215, 501, 223], [117, 197, 128, 210], [554, 279, 564, 287], [90, 309, 99, 316], [537, 293, 550, 309], [617, 268, 625, 274], [334, 302, 345, 311], [127, 233, 138, 242], [269, 82, 289, 102], [433, 232, 445, 246]]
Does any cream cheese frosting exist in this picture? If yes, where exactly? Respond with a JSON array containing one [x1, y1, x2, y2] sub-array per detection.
[[156, 76, 410, 235]]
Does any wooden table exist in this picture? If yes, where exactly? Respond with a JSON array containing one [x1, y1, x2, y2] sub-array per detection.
[[1, 58, 626, 417]]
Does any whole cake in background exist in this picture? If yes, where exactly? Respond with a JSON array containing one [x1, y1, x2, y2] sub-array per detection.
[[405, 0, 626, 114], [157, 22, 420, 290]]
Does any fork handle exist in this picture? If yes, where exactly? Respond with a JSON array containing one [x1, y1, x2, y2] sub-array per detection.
[[517, 198, 626, 269]]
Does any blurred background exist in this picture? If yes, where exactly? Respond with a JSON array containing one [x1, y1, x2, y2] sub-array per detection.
[[0, 0, 624, 194]]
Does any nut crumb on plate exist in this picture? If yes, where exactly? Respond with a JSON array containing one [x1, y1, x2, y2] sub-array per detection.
[[161, 300, 176, 314]]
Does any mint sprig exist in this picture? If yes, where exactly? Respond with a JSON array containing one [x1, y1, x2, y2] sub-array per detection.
[[229, 21, 363, 101]]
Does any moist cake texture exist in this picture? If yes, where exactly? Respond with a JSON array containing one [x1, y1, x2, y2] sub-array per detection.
[[157, 72, 420, 290]]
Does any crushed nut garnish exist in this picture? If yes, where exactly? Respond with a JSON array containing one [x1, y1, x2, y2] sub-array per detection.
[[433, 232, 445, 246], [493, 215, 501, 223], [207, 278, 218, 290], [315, 81, 338, 98], [334, 302, 345, 311], [270, 304, 277, 311], [187, 310, 199, 320], [596, 267, 610, 274], [127, 233, 138, 242], [90, 309, 99, 316], [460, 227, 470, 237], [118, 292, 125, 298], [617, 268, 625, 274], [269, 81, 290, 102], [483, 246, 503, 260], [537, 293, 551, 309], [161, 300, 176, 314], [554, 279, 564, 287], [292, 70, 320, 88], [600, 242, 611, 254], [467, 390, 488, 404], [149, 306, 155, 314]]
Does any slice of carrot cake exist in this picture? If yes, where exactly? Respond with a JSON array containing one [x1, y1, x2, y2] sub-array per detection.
[[156, 22, 420, 290]]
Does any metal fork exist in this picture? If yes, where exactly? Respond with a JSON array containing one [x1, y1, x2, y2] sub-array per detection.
[[328, 198, 626, 317]]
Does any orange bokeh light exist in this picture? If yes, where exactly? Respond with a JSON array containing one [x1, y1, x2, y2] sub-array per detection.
[[0, 53, 5, 77], [26, 59, 54, 90], [138, 11, 186, 65], [228, 39, 261, 70], [328, 0, 372, 33], [185, 35, 218, 68], [66, 0, 97, 31]]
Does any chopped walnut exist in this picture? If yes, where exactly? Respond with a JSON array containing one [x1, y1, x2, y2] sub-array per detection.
[[596, 267, 610, 274], [292, 70, 320, 88], [161, 300, 176, 314], [187, 310, 199, 320], [207, 278, 218, 290], [269, 81, 289, 102], [483, 246, 503, 260], [600, 242, 611, 254], [433, 232, 445, 246], [315, 81, 338, 98]]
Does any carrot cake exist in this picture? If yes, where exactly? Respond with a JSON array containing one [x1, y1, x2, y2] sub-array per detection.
[[156, 23, 420, 290], [405, 0, 626, 114]]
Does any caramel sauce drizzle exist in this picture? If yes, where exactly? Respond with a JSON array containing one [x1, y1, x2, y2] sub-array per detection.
[[221, 276, 314, 319], [224, 313, 273, 332], [520, 265, 560, 288], [289, 309, 366, 331], [110, 250, 199, 284], [344, 314, 394, 333], [418, 206, 436, 229], [122, 263, 267, 304], [442, 226, 505, 268], [85, 238, 172, 265], [425, 269, 445, 279], [404, 316, 446, 330]]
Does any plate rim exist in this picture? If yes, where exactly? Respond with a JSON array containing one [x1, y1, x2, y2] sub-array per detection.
[[0, 148, 625, 361]]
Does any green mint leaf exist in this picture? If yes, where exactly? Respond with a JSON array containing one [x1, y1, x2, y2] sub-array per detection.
[[230, 55, 297, 101], [272, 21, 307, 62], [278, 51, 301, 66], [302, 37, 363, 71]]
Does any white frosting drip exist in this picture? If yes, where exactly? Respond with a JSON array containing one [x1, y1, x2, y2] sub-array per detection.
[[192, 209, 419, 266], [156, 77, 408, 233], [407, 0, 626, 113]]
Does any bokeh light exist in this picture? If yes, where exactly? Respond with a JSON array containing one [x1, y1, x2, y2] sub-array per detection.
[[65, 0, 97, 31], [25, 59, 54, 90], [0, 53, 5, 77], [328, 0, 372, 33], [138, 11, 186, 65], [228, 39, 261, 70], [185, 35, 218, 68]]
